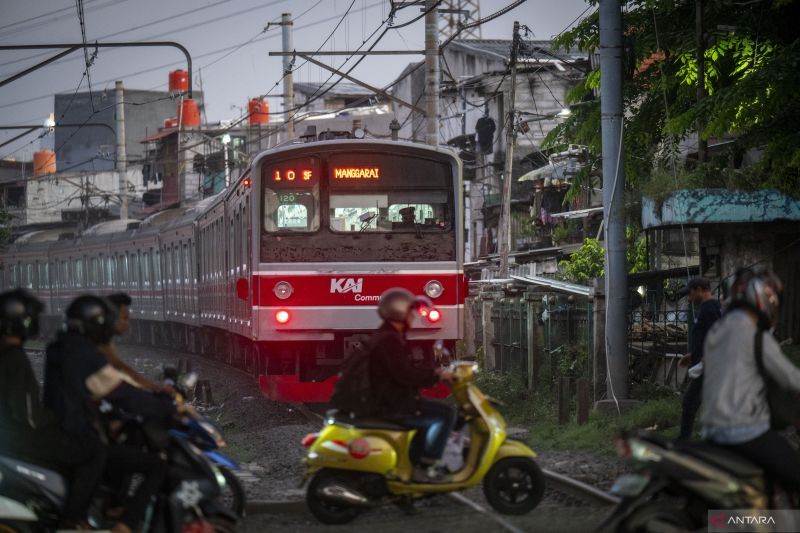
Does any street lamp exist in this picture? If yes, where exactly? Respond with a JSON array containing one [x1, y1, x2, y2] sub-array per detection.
[[221, 133, 231, 187]]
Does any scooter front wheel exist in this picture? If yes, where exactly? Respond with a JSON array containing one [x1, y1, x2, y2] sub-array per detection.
[[483, 457, 545, 515], [306, 470, 362, 525]]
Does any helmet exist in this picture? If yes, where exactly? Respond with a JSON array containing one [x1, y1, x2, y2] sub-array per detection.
[[377, 288, 432, 322], [65, 295, 117, 344], [0, 289, 44, 340], [726, 268, 783, 328]]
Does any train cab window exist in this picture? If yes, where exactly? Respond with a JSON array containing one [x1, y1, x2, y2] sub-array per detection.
[[262, 157, 320, 233], [329, 191, 450, 233]]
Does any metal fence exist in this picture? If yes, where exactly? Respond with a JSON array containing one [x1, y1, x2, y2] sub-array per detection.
[[479, 290, 593, 385], [628, 289, 690, 388]]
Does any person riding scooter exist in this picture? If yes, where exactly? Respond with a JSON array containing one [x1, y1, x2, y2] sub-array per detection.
[[702, 268, 800, 493], [99, 292, 173, 394], [44, 295, 180, 533], [0, 289, 106, 529], [366, 288, 457, 482]]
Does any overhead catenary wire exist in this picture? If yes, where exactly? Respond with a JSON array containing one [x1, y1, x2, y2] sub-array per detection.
[[0, 2, 385, 114]]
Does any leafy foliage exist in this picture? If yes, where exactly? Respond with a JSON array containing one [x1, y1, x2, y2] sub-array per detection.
[[558, 226, 647, 283], [544, 0, 800, 199]]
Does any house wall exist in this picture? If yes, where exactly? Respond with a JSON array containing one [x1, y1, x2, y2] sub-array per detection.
[[54, 89, 199, 172]]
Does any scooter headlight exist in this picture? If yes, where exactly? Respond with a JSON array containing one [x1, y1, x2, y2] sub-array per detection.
[[629, 440, 662, 462]]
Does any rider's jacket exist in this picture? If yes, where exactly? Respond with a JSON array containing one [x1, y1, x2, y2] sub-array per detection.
[[702, 309, 800, 443], [43, 331, 175, 447], [0, 341, 55, 456], [367, 322, 439, 418]]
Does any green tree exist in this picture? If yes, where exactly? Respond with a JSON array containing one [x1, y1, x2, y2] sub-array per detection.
[[559, 226, 647, 283], [545, 0, 800, 199]]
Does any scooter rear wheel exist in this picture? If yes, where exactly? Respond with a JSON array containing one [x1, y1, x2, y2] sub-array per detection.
[[483, 457, 545, 515], [306, 470, 362, 525]]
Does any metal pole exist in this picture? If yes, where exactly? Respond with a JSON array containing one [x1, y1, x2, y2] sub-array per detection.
[[424, 0, 439, 146], [115, 81, 128, 220], [498, 21, 520, 279], [600, 0, 628, 399], [281, 13, 295, 140]]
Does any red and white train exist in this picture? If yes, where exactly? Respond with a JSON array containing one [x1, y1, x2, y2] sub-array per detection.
[[1, 139, 466, 402]]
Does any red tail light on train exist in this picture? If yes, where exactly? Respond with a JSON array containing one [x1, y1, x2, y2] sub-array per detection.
[[275, 310, 291, 324], [427, 308, 442, 323]]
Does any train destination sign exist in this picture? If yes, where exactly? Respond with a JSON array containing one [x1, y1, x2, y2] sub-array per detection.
[[332, 167, 381, 179], [272, 169, 314, 182]]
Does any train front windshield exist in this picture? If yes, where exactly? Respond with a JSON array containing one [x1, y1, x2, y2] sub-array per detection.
[[261, 151, 456, 262]]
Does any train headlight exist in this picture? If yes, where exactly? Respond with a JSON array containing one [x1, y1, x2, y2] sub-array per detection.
[[273, 281, 293, 300], [427, 309, 442, 323], [424, 280, 444, 299], [275, 310, 291, 324]]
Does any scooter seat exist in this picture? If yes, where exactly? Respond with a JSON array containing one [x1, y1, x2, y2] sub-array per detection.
[[326, 409, 410, 431], [0, 456, 68, 501], [678, 442, 764, 478]]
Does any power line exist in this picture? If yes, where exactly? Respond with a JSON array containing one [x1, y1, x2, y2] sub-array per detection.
[[0, 2, 385, 113], [0, 0, 128, 39], [75, 0, 97, 112]]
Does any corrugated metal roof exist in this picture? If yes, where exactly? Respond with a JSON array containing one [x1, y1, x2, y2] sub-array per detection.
[[448, 39, 588, 64]]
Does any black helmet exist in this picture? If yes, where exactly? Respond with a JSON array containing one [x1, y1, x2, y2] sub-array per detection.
[[726, 268, 783, 329], [377, 288, 433, 322], [65, 295, 117, 344], [0, 289, 44, 340]]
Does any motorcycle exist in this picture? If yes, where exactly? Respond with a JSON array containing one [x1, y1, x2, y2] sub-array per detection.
[[169, 410, 246, 519], [0, 399, 238, 533], [599, 431, 800, 532], [163, 368, 246, 519], [301, 361, 546, 524]]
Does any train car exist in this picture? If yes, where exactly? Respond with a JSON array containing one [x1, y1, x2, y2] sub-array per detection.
[[0, 137, 465, 403], [245, 139, 465, 401]]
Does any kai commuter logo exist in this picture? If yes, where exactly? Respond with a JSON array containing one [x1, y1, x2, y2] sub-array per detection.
[[330, 278, 363, 294]]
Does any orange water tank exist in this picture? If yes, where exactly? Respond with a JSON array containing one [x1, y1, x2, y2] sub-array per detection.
[[248, 98, 269, 125], [33, 150, 56, 176], [169, 70, 189, 92], [178, 99, 201, 127]]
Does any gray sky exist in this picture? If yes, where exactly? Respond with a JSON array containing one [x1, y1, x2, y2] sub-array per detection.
[[0, 0, 590, 160]]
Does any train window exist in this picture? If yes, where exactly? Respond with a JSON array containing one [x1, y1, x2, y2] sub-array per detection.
[[329, 190, 450, 233], [131, 253, 139, 287], [154, 249, 161, 288], [143, 251, 150, 288], [24, 263, 33, 289], [120, 254, 128, 287], [183, 243, 190, 285], [242, 202, 248, 271], [75, 259, 83, 288]]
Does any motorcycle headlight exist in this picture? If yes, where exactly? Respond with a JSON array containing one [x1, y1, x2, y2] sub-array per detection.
[[630, 440, 662, 462]]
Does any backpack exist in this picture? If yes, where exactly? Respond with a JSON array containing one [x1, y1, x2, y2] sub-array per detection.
[[330, 340, 377, 419]]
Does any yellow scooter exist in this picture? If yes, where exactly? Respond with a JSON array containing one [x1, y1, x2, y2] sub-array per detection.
[[301, 361, 545, 524]]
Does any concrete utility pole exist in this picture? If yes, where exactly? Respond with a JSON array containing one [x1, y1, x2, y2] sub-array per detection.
[[695, 0, 707, 163], [281, 13, 295, 140], [115, 80, 128, 220], [424, 0, 440, 146], [599, 0, 629, 402], [498, 20, 520, 279]]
